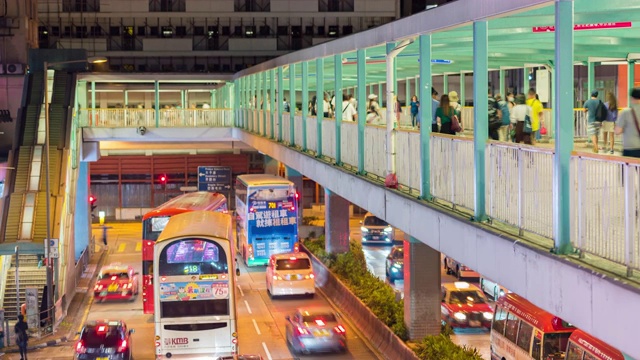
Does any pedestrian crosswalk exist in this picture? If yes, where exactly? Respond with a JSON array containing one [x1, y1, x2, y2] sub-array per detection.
[[110, 241, 143, 253]]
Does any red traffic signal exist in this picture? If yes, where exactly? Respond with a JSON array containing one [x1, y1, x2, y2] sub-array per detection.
[[159, 175, 167, 183], [89, 195, 96, 203]]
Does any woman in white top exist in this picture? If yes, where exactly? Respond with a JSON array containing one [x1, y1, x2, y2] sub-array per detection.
[[366, 94, 382, 124], [510, 94, 532, 145]]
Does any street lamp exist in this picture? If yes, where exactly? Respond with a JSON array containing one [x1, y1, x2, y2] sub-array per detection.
[[42, 56, 107, 327]]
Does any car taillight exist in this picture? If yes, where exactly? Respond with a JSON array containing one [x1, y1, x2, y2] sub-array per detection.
[[117, 339, 128, 353], [94, 284, 103, 291], [293, 243, 300, 252], [305, 273, 315, 279], [75, 341, 87, 354], [334, 325, 346, 334], [272, 275, 283, 280], [295, 326, 310, 336]]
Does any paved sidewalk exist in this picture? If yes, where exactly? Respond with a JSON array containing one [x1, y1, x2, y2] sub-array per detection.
[[1, 248, 106, 354]]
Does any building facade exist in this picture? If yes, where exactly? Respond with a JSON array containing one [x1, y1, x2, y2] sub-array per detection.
[[37, 0, 399, 73]]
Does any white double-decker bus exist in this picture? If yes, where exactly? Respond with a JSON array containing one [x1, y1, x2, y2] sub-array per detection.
[[154, 210, 237, 359]]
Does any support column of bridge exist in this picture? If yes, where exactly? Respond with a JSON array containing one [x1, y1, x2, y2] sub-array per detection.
[[74, 161, 92, 258], [324, 189, 350, 254], [403, 236, 441, 339], [285, 166, 304, 226], [263, 155, 279, 176]]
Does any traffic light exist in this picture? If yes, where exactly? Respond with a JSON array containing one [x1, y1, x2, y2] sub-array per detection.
[[89, 195, 97, 212], [159, 174, 167, 184]]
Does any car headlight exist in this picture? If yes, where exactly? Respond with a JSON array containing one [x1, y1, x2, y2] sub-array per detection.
[[453, 312, 467, 321], [361, 227, 369, 233], [483, 312, 493, 320], [383, 226, 393, 233]]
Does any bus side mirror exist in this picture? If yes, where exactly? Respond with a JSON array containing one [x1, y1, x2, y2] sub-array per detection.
[[236, 268, 240, 276]]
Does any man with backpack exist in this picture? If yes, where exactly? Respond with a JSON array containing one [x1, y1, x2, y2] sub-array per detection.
[[584, 90, 608, 153]]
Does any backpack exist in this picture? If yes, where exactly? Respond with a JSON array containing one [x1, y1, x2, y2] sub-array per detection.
[[595, 100, 608, 121]]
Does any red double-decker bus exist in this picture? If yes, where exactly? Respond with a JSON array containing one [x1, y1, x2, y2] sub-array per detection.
[[141, 191, 228, 314]]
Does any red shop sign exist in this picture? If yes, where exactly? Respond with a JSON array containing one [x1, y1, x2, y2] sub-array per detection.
[[532, 22, 632, 32]]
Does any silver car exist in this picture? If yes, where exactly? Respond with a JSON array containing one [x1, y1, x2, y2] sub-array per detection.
[[285, 307, 347, 354]]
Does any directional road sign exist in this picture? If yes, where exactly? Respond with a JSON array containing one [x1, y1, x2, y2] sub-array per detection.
[[198, 166, 232, 192]]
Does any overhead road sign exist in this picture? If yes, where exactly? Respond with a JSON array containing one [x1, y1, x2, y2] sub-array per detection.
[[197, 166, 232, 192]]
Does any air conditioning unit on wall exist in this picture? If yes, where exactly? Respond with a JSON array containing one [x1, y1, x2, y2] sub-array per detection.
[[0, 63, 25, 75]]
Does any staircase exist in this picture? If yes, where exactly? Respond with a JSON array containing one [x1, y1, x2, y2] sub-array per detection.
[[21, 73, 44, 146], [49, 72, 71, 148], [3, 254, 46, 321]]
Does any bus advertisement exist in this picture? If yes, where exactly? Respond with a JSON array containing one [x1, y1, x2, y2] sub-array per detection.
[[235, 174, 299, 266], [141, 191, 228, 314], [154, 210, 237, 359]]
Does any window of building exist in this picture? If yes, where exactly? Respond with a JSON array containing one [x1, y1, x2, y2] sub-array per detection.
[[245, 25, 256, 37], [176, 26, 186, 36], [259, 25, 270, 36], [277, 26, 288, 36], [63, 26, 71, 37], [90, 26, 102, 36], [194, 26, 204, 36], [234, 26, 242, 36], [342, 25, 353, 35], [149, 0, 185, 12], [109, 26, 120, 36], [208, 26, 219, 38], [221, 26, 230, 36], [51, 26, 60, 36], [149, 26, 159, 36], [328, 25, 338, 37], [137, 26, 146, 36], [318, 0, 354, 12], [161, 26, 173, 38], [305, 26, 313, 36], [317, 26, 325, 36], [75, 26, 87, 38], [291, 26, 302, 37], [234, 0, 270, 12], [63, 0, 100, 12]]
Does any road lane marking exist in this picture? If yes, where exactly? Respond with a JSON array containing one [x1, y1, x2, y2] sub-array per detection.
[[135, 242, 142, 252], [262, 342, 273, 360], [244, 300, 252, 314], [75, 296, 94, 340], [237, 284, 245, 297], [117, 243, 126, 253], [252, 319, 261, 335]]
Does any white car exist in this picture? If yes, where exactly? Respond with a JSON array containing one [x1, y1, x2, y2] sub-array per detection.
[[479, 277, 510, 301], [266, 252, 315, 298]]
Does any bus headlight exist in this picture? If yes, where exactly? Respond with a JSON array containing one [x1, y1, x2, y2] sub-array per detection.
[[453, 312, 467, 321], [483, 312, 493, 320]]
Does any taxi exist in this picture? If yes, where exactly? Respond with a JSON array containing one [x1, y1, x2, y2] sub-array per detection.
[[266, 252, 315, 298], [441, 282, 493, 330], [94, 264, 139, 302]]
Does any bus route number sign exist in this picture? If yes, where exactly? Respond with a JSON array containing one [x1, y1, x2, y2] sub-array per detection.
[[212, 282, 229, 299]]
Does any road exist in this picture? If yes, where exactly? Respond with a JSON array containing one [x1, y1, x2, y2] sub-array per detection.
[[350, 220, 492, 360], [18, 223, 380, 360]]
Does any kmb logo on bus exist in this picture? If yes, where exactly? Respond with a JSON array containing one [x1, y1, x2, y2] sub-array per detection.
[[165, 338, 189, 345]]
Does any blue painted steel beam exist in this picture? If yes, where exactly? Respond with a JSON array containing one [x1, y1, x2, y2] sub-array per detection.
[[357, 49, 366, 174], [277, 67, 284, 142], [290, 63, 296, 146], [553, 0, 574, 254], [335, 54, 343, 165], [419, 34, 433, 201], [316, 57, 324, 157], [301, 62, 309, 151], [472, 20, 488, 222]]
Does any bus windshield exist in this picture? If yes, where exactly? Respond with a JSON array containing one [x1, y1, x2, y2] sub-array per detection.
[[159, 239, 228, 276]]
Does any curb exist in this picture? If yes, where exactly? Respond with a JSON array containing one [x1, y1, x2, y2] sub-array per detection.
[[1, 336, 69, 353]]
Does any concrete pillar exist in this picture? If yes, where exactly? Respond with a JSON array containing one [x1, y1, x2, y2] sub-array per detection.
[[74, 161, 91, 258], [263, 155, 279, 176], [472, 20, 488, 222], [286, 166, 304, 226], [324, 189, 350, 254], [403, 237, 441, 339]]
